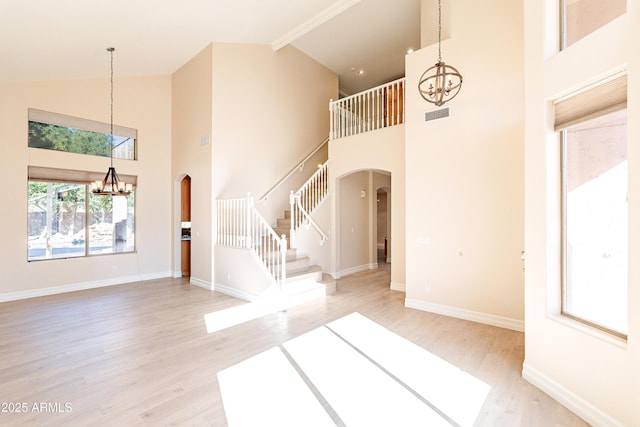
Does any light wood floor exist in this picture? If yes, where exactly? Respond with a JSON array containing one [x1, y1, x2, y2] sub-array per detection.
[[0, 267, 589, 427]]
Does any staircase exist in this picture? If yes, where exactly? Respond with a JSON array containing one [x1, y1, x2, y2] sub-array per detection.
[[215, 139, 332, 304], [274, 209, 335, 305]]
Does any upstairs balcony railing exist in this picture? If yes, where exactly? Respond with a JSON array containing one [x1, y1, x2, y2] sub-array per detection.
[[329, 77, 405, 140]]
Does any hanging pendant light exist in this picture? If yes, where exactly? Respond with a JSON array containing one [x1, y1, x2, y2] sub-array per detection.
[[418, 0, 463, 106], [91, 47, 132, 196]]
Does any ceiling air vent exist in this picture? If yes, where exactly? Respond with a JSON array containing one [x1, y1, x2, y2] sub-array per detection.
[[425, 107, 450, 122]]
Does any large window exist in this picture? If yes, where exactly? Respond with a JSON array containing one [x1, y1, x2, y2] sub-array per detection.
[[28, 108, 137, 160], [561, 0, 626, 49], [556, 75, 628, 337], [28, 175, 136, 261]]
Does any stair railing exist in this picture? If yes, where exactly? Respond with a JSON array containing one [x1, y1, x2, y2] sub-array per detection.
[[329, 77, 405, 140], [216, 193, 287, 289], [258, 136, 329, 204], [289, 160, 329, 248]]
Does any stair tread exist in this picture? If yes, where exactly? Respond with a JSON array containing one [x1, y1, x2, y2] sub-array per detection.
[[286, 264, 322, 280]]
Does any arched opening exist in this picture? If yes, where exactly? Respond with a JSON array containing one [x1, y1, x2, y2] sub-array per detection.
[[335, 169, 392, 279], [174, 174, 191, 278]]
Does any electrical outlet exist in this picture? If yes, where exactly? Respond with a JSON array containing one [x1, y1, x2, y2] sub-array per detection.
[[425, 284, 431, 292]]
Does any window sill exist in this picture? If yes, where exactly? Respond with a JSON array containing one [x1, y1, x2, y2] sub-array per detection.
[[547, 314, 627, 349]]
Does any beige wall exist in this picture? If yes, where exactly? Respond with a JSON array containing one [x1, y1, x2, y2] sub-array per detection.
[[210, 43, 338, 292], [405, 0, 524, 327], [172, 45, 213, 287], [338, 170, 371, 274], [329, 125, 406, 288], [0, 76, 172, 299], [211, 43, 338, 200], [523, 0, 638, 425]]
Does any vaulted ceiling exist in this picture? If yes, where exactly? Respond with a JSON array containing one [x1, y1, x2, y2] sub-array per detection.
[[0, 0, 420, 95]]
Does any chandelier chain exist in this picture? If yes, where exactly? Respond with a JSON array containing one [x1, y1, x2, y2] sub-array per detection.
[[108, 47, 115, 168], [437, 0, 442, 62]]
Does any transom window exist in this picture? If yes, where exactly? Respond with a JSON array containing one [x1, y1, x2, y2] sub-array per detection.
[[560, 0, 626, 49], [28, 108, 136, 160]]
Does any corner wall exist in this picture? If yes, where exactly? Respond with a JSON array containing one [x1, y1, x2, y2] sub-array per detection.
[[523, 0, 639, 425], [405, 0, 525, 329], [172, 45, 213, 287]]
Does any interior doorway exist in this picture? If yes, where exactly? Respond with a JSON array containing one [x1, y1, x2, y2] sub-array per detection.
[[376, 187, 390, 268], [180, 175, 191, 277]]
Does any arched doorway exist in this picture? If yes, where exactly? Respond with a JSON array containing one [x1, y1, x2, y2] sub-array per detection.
[[174, 174, 191, 278], [335, 169, 391, 278]]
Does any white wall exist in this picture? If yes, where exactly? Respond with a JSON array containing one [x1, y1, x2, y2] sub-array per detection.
[[405, 0, 525, 329], [0, 76, 172, 300], [523, 0, 639, 425]]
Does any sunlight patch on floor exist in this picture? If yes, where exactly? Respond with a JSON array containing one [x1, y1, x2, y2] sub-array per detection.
[[283, 325, 451, 427], [217, 347, 335, 427], [204, 300, 281, 334], [327, 312, 491, 427], [217, 312, 491, 427]]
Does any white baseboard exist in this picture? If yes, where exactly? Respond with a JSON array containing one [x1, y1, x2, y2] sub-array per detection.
[[522, 363, 623, 427], [0, 271, 171, 303], [405, 298, 524, 332], [212, 282, 259, 302], [190, 277, 213, 291], [390, 282, 405, 292], [337, 263, 378, 278]]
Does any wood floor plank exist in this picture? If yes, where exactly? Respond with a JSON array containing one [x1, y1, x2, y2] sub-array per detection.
[[0, 269, 589, 426]]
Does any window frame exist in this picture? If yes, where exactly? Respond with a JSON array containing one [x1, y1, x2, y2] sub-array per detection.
[[559, 114, 628, 340], [27, 173, 137, 262], [559, 0, 627, 51], [28, 108, 138, 161]]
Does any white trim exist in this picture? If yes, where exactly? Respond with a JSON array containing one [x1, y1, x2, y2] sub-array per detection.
[[271, 0, 361, 50], [190, 277, 213, 291], [172, 270, 182, 278], [405, 298, 524, 332], [0, 272, 169, 303], [212, 282, 259, 302], [522, 363, 623, 427], [390, 282, 405, 292], [140, 271, 173, 281], [338, 263, 378, 278]]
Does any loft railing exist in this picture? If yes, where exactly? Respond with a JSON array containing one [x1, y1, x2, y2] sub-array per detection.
[[329, 77, 405, 140], [289, 160, 329, 248], [216, 194, 287, 288]]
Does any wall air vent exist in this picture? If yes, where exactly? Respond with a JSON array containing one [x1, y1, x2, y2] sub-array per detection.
[[425, 107, 450, 122]]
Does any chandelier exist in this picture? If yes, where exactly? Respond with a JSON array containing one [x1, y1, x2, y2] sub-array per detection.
[[91, 47, 132, 196], [418, 0, 463, 106]]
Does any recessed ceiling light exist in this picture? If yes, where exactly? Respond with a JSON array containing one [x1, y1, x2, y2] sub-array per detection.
[[406, 48, 414, 54], [358, 69, 365, 75]]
